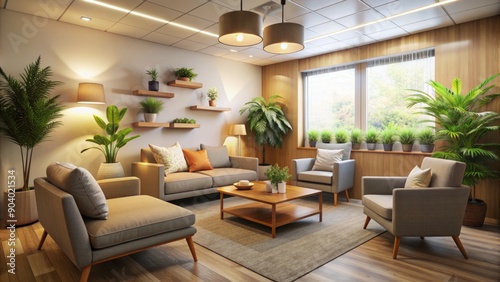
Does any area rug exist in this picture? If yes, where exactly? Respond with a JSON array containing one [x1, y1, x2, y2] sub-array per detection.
[[178, 195, 385, 282]]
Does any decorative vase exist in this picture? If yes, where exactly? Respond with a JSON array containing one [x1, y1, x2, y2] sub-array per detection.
[[148, 81, 159, 91], [352, 143, 361, 150], [97, 162, 125, 180], [402, 144, 413, 152], [463, 200, 487, 227], [366, 143, 376, 150], [278, 182, 286, 193], [3, 189, 38, 227], [420, 144, 434, 153], [383, 144, 393, 151], [144, 113, 157, 122], [209, 100, 217, 107], [265, 181, 273, 193]]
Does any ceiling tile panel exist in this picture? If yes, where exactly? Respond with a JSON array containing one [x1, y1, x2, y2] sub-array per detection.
[[290, 0, 343, 11], [443, 0, 500, 14], [401, 16, 454, 34], [148, 0, 208, 13], [142, 32, 182, 45], [450, 3, 500, 24], [5, 0, 70, 20], [189, 2, 231, 23], [316, 0, 371, 21], [288, 12, 330, 28], [107, 23, 151, 38], [366, 26, 409, 41]]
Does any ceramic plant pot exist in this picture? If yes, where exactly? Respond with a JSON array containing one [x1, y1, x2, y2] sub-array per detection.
[[97, 162, 125, 180], [148, 81, 159, 91]]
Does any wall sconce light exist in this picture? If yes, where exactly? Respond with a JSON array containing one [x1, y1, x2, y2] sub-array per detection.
[[229, 124, 247, 156], [77, 83, 106, 104], [218, 0, 263, 47], [263, 0, 304, 54]]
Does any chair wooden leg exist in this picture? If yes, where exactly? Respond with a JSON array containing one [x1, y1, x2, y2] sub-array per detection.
[[37, 230, 48, 250], [363, 216, 371, 229], [420, 236, 425, 240], [452, 236, 468, 259], [344, 189, 350, 202], [186, 236, 198, 262], [80, 265, 91, 282], [333, 193, 338, 206], [393, 237, 401, 259]]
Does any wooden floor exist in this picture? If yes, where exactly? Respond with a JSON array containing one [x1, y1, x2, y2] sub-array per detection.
[[1, 219, 499, 281]]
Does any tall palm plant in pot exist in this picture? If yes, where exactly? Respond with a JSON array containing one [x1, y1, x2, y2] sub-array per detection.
[[240, 95, 292, 178], [0, 56, 64, 225], [406, 74, 500, 226]]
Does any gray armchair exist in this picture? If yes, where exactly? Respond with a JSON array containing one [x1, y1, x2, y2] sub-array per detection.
[[292, 142, 355, 205], [34, 163, 197, 282], [362, 157, 470, 259]]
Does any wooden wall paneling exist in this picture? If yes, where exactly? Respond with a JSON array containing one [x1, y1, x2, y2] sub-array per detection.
[[263, 15, 500, 222]]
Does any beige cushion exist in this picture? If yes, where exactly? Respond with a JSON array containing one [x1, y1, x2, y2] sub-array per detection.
[[312, 149, 344, 171], [200, 144, 231, 168], [404, 166, 432, 188], [46, 162, 108, 219], [149, 142, 188, 175], [316, 142, 352, 160], [362, 194, 393, 220], [85, 195, 195, 249], [298, 170, 333, 184]]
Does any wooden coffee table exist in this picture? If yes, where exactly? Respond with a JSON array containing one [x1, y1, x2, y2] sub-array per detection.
[[217, 182, 322, 238]]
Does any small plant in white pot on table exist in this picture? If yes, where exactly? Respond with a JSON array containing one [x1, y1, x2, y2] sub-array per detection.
[[265, 163, 291, 193]]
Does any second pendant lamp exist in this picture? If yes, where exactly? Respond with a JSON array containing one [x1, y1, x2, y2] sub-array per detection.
[[263, 0, 304, 54]]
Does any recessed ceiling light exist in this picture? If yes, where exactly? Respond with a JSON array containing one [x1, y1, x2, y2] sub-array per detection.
[[230, 49, 238, 53], [80, 16, 91, 22]]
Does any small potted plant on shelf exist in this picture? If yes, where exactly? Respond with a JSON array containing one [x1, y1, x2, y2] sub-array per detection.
[[207, 87, 218, 106], [416, 128, 435, 153], [138, 97, 164, 123], [334, 128, 349, 144], [365, 128, 379, 150], [146, 68, 159, 91], [350, 128, 364, 150], [307, 129, 319, 147], [174, 67, 197, 81], [399, 128, 416, 152], [320, 129, 333, 143], [264, 163, 291, 193]]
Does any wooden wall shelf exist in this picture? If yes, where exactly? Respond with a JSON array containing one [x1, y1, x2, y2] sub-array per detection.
[[189, 105, 231, 112], [167, 80, 202, 89], [170, 123, 200, 128], [133, 89, 174, 98], [132, 122, 199, 128]]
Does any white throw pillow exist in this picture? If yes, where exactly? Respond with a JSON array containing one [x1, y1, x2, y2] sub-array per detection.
[[405, 166, 432, 188], [312, 149, 344, 171], [149, 142, 188, 175]]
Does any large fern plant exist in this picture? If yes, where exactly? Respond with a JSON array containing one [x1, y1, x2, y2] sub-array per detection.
[[240, 95, 292, 164], [406, 74, 500, 202], [0, 56, 64, 191]]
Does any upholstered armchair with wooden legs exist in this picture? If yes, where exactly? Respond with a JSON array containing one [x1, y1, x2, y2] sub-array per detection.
[[362, 157, 470, 259], [34, 162, 197, 282]]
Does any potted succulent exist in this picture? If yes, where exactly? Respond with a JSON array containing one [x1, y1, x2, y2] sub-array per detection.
[[416, 128, 435, 153], [350, 128, 364, 150], [207, 87, 218, 106], [146, 68, 159, 91], [320, 129, 333, 143], [138, 97, 164, 122], [307, 129, 319, 147], [380, 127, 398, 151], [407, 74, 500, 226], [264, 163, 291, 193], [173, 67, 197, 81], [334, 128, 349, 143], [240, 95, 292, 180], [81, 105, 140, 179], [399, 128, 416, 152], [365, 128, 379, 150], [0, 56, 64, 226]]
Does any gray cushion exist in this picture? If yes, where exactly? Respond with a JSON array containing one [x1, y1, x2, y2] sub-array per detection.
[[198, 168, 258, 186], [298, 171, 333, 185], [85, 195, 195, 249], [200, 144, 231, 168], [362, 194, 393, 220], [316, 142, 352, 160], [164, 172, 213, 194], [46, 162, 108, 219]]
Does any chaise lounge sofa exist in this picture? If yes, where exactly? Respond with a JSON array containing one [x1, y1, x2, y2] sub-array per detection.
[[132, 143, 258, 201]]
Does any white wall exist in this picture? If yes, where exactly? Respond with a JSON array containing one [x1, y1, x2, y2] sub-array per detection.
[[0, 10, 261, 196]]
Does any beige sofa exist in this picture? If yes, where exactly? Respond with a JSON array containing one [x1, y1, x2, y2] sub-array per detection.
[[132, 144, 258, 201]]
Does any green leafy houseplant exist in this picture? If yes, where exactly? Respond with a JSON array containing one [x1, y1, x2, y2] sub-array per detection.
[[207, 87, 218, 101], [320, 129, 333, 143], [307, 129, 319, 147], [139, 97, 164, 114], [146, 68, 158, 81], [407, 74, 500, 204], [173, 117, 196, 124], [365, 128, 379, 143], [81, 105, 140, 163], [239, 95, 292, 164], [416, 128, 435, 145], [334, 129, 349, 143], [174, 67, 197, 81], [350, 128, 364, 149], [0, 56, 63, 191], [264, 163, 291, 188], [399, 128, 416, 144], [146, 68, 159, 91]]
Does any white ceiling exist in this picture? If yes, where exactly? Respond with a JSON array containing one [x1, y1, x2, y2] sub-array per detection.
[[2, 0, 500, 66]]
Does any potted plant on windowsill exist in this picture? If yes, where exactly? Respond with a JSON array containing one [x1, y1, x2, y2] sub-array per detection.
[[365, 128, 379, 150], [81, 105, 140, 180], [264, 163, 291, 193], [207, 87, 218, 107], [240, 95, 292, 180], [416, 128, 435, 153], [173, 67, 197, 82], [381, 126, 398, 151], [334, 128, 349, 144], [146, 68, 159, 91], [350, 128, 364, 150], [399, 128, 416, 152], [138, 97, 164, 122], [0, 56, 64, 226], [407, 73, 500, 227], [307, 129, 319, 147], [320, 129, 333, 143]]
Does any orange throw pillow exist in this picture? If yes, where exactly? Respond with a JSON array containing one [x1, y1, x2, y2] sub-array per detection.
[[182, 149, 213, 172]]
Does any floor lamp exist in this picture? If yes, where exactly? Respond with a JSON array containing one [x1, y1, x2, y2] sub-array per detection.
[[229, 124, 247, 156]]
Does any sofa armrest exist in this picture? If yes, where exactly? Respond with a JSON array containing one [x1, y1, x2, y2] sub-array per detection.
[[332, 159, 355, 192], [392, 185, 470, 236], [98, 177, 140, 199], [131, 162, 165, 200], [291, 158, 316, 181], [229, 156, 258, 172], [362, 176, 407, 195]]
